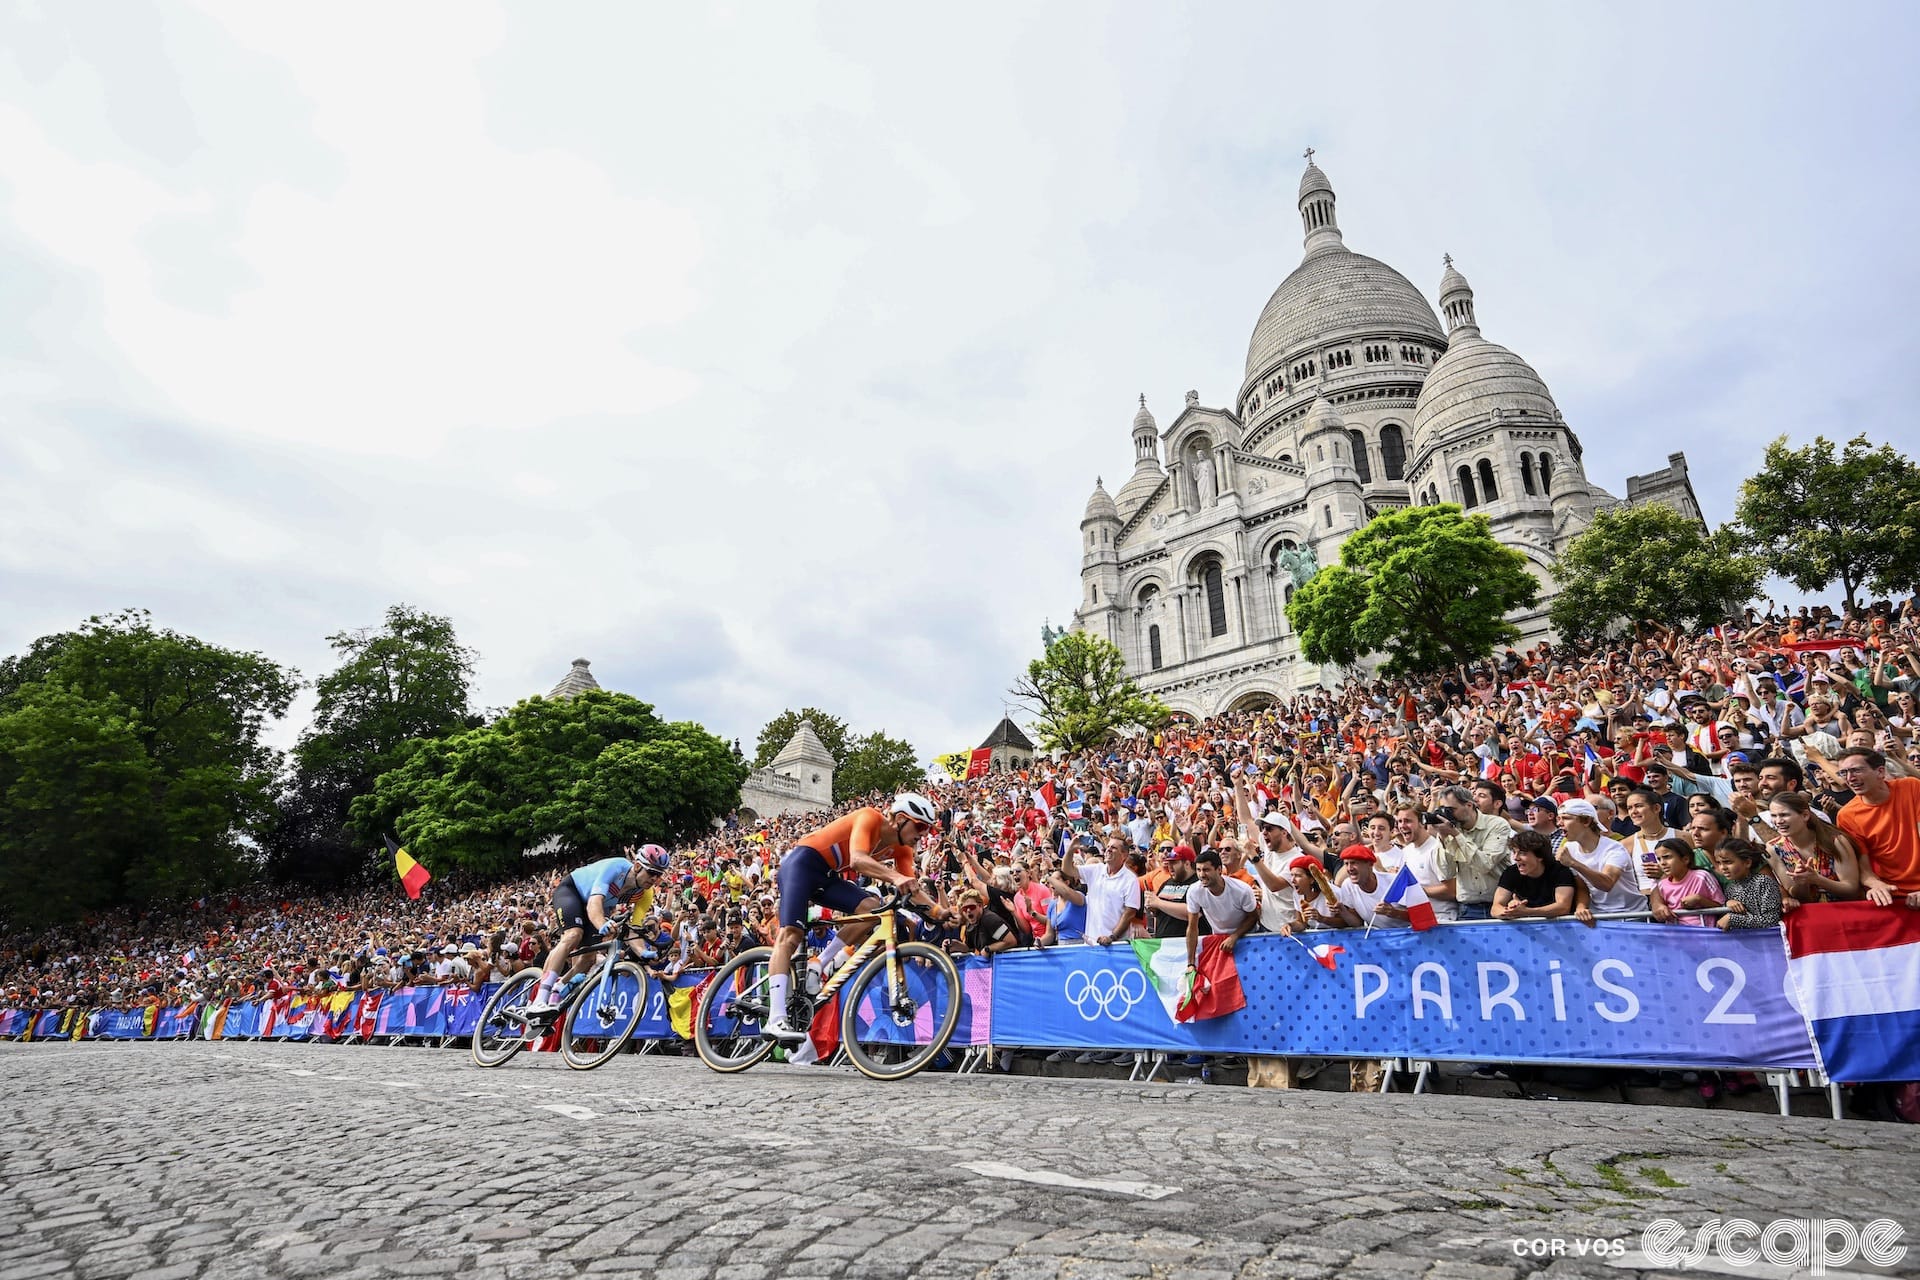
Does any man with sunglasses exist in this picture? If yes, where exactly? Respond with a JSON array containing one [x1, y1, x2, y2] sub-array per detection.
[[763, 792, 940, 1043]]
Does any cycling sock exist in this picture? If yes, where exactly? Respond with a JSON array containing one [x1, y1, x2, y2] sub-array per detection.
[[768, 972, 790, 1022], [534, 972, 558, 1003], [816, 936, 847, 972]]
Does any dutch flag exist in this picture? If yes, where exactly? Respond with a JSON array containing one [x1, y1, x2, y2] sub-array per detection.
[[1784, 902, 1920, 1083]]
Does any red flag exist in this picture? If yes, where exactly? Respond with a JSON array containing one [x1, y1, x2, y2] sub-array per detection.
[[1039, 780, 1058, 813], [790, 993, 842, 1064], [1175, 936, 1247, 1023], [965, 748, 993, 780]]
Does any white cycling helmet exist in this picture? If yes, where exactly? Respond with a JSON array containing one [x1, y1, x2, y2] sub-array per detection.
[[890, 792, 939, 828]]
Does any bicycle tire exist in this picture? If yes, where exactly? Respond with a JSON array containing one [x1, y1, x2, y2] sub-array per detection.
[[838, 941, 962, 1082], [471, 966, 544, 1068], [559, 960, 650, 1070], [693, 946, 779, 1074]]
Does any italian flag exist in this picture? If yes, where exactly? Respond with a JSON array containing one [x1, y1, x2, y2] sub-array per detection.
[[1130, 936, 1247, 1023]]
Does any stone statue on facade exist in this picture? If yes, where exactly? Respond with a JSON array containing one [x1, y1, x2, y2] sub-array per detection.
[[1041, 619, 1066, 649], [1192, 446, 1217, 507]]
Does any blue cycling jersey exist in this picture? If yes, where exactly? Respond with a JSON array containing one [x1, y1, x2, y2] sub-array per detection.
[[569, 857, 634, 903]]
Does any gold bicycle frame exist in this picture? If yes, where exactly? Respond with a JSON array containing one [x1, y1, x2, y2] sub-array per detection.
[[813, 905, 906, 1004]]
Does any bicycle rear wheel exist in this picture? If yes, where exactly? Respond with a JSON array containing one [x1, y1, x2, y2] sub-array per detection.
[[471, 966, 544, 1068], [559, 961, 650, 1070], [839, 941, 962, 1081], [693, 947, 779, 1073]]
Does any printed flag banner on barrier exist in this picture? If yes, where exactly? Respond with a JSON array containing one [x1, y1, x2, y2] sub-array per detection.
[[1785, 901, 1920, 1083], [0, 1009, 30, 1037], [990, 922, 1817, 1068]]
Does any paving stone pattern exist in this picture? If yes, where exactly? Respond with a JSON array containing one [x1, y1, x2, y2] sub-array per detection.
[[2, 1043, 1916, 1279]]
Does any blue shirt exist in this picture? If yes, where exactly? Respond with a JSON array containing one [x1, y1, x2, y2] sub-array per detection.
[[570, 857, 636, 903]]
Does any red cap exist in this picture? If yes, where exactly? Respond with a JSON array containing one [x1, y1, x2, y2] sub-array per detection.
[[1168, 844, 1197, 863], [1287, 855, 1321, 873], [1339, 843, 1377, 863]]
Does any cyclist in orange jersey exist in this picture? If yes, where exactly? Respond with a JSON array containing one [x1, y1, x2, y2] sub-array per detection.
[[763, 792, 940, 1042]]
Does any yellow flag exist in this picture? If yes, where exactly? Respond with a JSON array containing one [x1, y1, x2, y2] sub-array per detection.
[[668, 985, 696, 1039], [935, 750, 972, 782]]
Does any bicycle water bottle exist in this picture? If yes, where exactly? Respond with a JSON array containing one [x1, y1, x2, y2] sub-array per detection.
[[803, 959, 823, 997]]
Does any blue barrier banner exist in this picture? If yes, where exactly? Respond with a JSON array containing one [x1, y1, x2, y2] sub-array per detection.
[[156, 1005, 198, 1039], [444, 984, 499, 1039], [276, 997, 318, 1040], [843, 955, 993, 1048], [567, 970, 649, 1039], [32, 1010, 68, 1040], [989, 923, 1817, 1069], [221, 999, 266, 1039], [93, 1008, 152, 1040], [0, 1009, 29, 1037], [375, 986, 448, 1037]]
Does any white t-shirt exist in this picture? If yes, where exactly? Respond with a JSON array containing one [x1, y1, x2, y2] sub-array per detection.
[[1335, 872, 1408, 928], [1565, 836, 1646, 914], [1394, 836, 1459, 923], [1078, 860, 1143, 940], [1255, 849, 1301, 932], [1188, 876, 1258, 932]]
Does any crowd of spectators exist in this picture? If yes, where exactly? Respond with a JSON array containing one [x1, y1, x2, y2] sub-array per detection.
[[5, 597, 1919, 1086]]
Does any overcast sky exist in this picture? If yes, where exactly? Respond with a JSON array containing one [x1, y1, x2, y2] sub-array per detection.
[[3, 2, 1918, 762]]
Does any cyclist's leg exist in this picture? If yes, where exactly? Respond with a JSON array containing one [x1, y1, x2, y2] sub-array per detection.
[[768, 846, 835, 1037], [535, 883, 593, 1006]]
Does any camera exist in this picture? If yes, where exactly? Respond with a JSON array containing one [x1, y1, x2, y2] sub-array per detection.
[[1422, 810, 1451, 827]]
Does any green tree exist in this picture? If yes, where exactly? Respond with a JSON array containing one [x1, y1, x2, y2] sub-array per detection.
[[1286, 505, 1539, 677], [352, 689, 746, 874], [265, 605, 479, 887], [1009, 630, 1169, 752], [0, 610, 298, 925], [752, 707, 851, 772], [834, 730, 923, 803], [1549, 504, 1765, 642], [1734, 433, 1920, 611]]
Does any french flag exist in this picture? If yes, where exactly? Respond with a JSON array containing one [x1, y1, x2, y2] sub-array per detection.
[[1784, 902, 1920, 1083], [1309, 943, 1344, 971], [1036, 780, 1057, 817], [1380, 864, 1437, 930], [1479, 755, 1501, 781]]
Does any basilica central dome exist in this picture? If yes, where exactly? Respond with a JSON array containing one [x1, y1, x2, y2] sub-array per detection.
[[1244, 248, 1444, 381]]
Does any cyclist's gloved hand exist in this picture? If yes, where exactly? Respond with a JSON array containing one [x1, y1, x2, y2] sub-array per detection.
[[599, 921, 616, 937]]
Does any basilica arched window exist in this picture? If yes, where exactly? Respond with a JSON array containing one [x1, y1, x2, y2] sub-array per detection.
[[1457, 465, 1478, 509], [1203, 563, 1227, 637], [1478, 459, 1499, 502], [1539, 453, 1555, 494], [1348, 430, 1372, 484], [1521, 452, 1537, 496], [1379, 424, 1406, 481], [1149, 624, 1163, 670]]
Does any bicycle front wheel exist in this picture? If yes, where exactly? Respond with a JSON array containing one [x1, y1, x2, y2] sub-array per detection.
[[559, 961, 650, 1070], [839, 941, 962, 1082], [693, 946, 779, 1074], [471, 966, 544, 1068]]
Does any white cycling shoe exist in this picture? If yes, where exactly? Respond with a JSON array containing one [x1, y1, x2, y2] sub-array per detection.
[[763, 1017, 808, 1044]]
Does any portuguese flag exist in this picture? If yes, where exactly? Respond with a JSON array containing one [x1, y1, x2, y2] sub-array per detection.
[[387, 836, 431, 900]]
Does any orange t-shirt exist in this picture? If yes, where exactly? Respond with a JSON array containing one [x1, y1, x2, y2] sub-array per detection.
[[1838, 776, 1920, 894], [796, 807, 916, 878]]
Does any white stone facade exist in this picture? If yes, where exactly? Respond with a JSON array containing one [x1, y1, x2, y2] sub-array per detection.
[[1073, 156, 1703, 719], [738, 720, 836, 820]]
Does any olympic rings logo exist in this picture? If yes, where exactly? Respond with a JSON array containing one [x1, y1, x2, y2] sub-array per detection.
[[1064, 967, 1149, 1022]]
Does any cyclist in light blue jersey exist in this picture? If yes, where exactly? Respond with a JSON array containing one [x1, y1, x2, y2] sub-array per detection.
[[526, 845, 671, 1015]]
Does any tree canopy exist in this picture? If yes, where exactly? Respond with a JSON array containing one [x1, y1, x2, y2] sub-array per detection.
[[0, 611, 298, 925], [352, 689, 745, 874], [1286, 505, 1539, 677], [1549, 503, 1765, 642], [266, 605, 479, 887], [1733, 433, 1920, 610], [1010, 630, 1169, 752], [834, 730, 924, 802]]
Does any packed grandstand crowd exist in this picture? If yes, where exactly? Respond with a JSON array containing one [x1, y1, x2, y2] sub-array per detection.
[[4, 599, 1918, 1045]]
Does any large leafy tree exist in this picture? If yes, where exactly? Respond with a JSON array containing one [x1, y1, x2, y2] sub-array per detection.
[[352, 689, 746, 874], [265, 605, 479, 887], [1010, 630, 1169, 752], [1549, 503, 1765, 642], [1734, 433, 1920, 611], [834, 731, 924, 803], [0, 611, 298, 924], [1287, 504, 1539, 677]]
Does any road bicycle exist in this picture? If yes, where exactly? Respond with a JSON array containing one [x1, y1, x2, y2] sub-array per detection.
[[471, 914, 654, 1071], [692, 890, 962, 1082]]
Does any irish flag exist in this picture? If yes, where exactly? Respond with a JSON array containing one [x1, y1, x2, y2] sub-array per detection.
[[1785, 902, 1920, 1083], [1130, 937, 1246, 1023]]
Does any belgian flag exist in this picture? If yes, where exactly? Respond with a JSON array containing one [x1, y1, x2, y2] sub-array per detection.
[[387, 835, 431, 900]]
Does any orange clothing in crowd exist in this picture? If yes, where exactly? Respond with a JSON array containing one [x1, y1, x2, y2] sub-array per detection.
[[1838, 776, 1920, 894]]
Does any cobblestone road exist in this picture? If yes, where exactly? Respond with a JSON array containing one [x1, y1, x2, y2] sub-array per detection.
[[2, 1043, 1916, 1280]]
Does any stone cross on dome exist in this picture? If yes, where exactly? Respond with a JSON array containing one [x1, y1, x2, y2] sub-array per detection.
[[1303, 146, 1314, 162]]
